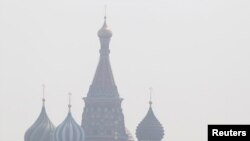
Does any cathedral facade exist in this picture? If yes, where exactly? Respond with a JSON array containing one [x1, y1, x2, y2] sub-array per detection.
[[24, 16, 164, 141]]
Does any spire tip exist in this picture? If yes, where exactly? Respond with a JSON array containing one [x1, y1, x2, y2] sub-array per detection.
[[42, 84, 46, 106], [149, 87, 153, 106], [68, 92, 72, 111], [104, 5, 107, 20]]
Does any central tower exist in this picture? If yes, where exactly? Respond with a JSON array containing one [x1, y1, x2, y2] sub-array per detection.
[[81, 17, 128, 141]]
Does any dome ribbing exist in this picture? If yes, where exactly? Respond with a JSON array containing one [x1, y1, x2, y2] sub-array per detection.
[[24, 106, 55, 141], [54, 111, 85, 141]]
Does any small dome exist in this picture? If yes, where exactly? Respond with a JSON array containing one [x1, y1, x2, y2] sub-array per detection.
[[54, 112, 85, 141], [136, 106, 164, 141], [24, 106, 55, 141], [98, 18, 112, 38]]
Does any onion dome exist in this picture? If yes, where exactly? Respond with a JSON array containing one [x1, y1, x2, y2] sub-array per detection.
[[126, 128, 135, 141], [24, 105, 55, 141], [136, 91, 164, 141], [98, 17, 112, 38], [54, 93, 85, 141], [24, 86, 55, 141]]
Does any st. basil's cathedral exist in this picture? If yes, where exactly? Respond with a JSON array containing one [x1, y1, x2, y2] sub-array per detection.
[[24, 16, 165, 141]]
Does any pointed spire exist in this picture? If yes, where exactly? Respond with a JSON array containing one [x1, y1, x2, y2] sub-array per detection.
[[42, 84, 46, 106], [87, 12, 118, 98], [68, 92, 72, 112]]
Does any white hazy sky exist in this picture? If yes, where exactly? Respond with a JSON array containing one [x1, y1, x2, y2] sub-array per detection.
[[1, 0, 250, 141]]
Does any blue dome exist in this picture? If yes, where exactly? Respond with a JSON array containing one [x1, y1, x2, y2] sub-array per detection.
[[136, 106, 164, 141], [54, 112, 85, 141], [24, 106, 55, 141]]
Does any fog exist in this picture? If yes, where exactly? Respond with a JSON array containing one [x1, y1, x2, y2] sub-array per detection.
[[0, 0, 250, 141]]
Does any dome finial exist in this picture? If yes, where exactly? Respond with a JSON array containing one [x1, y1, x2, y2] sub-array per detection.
[[42, 84, 45, 106], [68, 92, 72, 112], [149, 87, 153, 106], [98, 5, 112, 38], [104, 5, 107, 21]]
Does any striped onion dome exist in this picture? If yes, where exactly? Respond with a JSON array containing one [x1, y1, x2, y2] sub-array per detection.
[[24, 105, 55, 141], [54, 111, 85, 141], [136, 103, 164, 141]]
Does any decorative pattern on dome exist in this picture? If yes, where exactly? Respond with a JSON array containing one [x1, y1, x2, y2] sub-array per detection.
[[54, 112, 85, 141], [136, 106, 164, 141], [24, 106, 55, 141]]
